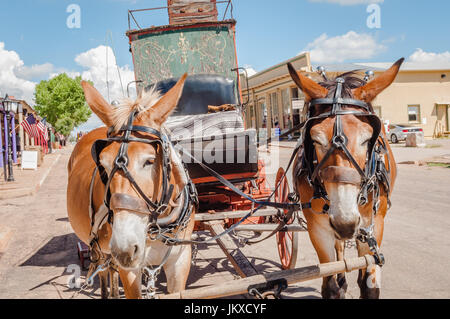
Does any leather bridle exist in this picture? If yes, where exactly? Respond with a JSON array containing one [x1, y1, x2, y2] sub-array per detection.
[[300, 76, 389, 214], [90, 110, 196, 231], [85, 111, 198, 297], [296, 76, 390, 265]]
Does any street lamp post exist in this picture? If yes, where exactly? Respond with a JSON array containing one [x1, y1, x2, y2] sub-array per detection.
[[0, 101, 6, 181], [2, 95, 19, 182]]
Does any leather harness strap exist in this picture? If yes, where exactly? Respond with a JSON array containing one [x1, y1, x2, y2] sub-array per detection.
[[320, 166, 362, 185]]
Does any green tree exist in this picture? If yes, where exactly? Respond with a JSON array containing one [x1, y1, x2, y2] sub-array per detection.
[[34, 73, 92, 136]]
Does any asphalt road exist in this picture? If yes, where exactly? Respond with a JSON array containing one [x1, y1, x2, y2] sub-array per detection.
[[0, 140, 449, 299]]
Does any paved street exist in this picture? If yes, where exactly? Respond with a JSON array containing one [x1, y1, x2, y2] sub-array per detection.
[[0, 140, 449, 299]]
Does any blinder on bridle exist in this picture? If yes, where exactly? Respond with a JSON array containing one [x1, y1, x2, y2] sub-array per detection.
[[91, 111, 176, 227], [301, 76, 383, 207]]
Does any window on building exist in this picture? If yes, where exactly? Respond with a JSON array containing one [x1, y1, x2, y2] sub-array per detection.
[[271, 92, 279, 128], [408, 105, 420, 123], [291, 87, 299, 99], [281, 88, 291, 129], [249, 105, 255, 128], [260, 102, 267, 128]]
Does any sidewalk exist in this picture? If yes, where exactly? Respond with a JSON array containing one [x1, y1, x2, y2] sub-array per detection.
[[0, 150, 64, 200]]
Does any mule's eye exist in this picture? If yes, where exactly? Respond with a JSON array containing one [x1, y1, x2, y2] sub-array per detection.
[[143, 159, 154, 167], [361, 138, 371, 146]]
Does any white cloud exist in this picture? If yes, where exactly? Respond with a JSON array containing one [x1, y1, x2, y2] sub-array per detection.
[[241, 65, 257, 77], [304, 31, 386, 63], [409, 48, 450, 65], [74, 45, 136, 132], [75, 45, 135, 103], [308, 0, 383, 5], [0, 42, 37, 103], [0, 42, 137, 133], [14, 63, 54, 80], [75, 114, 104, 133]]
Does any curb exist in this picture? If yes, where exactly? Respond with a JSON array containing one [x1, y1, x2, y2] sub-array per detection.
[[0, 154, 62, 200], [37, 154, 62, 191]]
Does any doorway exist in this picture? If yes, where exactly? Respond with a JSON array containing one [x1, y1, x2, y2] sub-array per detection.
[[437, 104, 449, 131]]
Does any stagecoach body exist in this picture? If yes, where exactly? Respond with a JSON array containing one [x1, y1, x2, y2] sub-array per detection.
[[123, 0, 299, 281], [126, 12, 262, 189]]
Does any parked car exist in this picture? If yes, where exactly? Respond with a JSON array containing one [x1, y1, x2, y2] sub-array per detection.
[[388, 124, 423, 143]]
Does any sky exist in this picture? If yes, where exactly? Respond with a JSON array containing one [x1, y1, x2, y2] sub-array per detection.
[[1, 0, 449, 131]]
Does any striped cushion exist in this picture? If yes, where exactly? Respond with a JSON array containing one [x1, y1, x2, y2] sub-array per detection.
[[166, 111, 244, 141]]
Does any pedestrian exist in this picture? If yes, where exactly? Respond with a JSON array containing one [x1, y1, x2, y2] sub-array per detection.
[[287, 116, 293, 141]]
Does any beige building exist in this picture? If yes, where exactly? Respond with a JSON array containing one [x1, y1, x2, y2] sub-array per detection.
[[241, 52, 450, 139], [366, 63, 450, 138], [240, 53, 312, 140]]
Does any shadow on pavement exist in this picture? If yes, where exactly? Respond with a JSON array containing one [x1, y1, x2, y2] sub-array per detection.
[[20, 233, 80, 268]]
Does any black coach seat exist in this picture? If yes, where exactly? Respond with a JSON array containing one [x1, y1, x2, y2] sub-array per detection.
[[145, 74, 238, 116]]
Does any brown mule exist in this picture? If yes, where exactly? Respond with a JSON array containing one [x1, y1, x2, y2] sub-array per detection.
[[288, 59, 403, 299], [67, 74, 197, 299]]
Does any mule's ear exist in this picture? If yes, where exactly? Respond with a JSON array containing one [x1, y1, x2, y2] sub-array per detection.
[[287, 63, 328, 100], [81, 81, 114, 127], [353, 58, 404, 103], [148, 73, 187, 126]]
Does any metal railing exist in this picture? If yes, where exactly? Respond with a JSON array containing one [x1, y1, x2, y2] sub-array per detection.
[[127, 0, 234, 30]]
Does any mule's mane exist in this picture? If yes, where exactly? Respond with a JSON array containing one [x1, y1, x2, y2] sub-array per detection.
[[319, 71, 366, 99], [309, 71, 374, 114], [110, 86, 162, 132]]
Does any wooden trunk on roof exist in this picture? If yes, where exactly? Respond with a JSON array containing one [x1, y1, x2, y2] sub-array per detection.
[[168, 0, 218, 24]]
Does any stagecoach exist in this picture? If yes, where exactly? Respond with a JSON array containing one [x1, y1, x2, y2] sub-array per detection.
[[125, 0, 302, 275]]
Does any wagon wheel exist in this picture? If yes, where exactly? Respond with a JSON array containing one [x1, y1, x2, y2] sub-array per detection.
[[274, 167, 299, 270]]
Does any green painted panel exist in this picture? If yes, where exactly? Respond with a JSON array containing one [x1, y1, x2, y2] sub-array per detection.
[[131, 26, 238, 87]]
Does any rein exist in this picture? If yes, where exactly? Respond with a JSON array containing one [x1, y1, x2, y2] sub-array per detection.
[[86, 75, 390, 271]]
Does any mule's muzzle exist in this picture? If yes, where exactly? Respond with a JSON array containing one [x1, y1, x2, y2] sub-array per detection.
[[113, 244, 141, 269], [320, 166, 361, 185], [329, 216, 361, 240]]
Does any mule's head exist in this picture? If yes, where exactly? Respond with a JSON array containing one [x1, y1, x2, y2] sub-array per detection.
[[81, 75, 187, 269], [288, 59, 403, 239]]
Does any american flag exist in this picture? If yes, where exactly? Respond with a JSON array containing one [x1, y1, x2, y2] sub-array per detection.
[[36, 120, 49, 140], [36, 120, 49, 154], [21, 114, 39, 138]]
